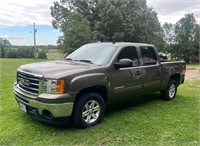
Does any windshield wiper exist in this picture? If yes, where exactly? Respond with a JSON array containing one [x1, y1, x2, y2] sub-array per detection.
[[74, 59, 94, 64], [65, 58, 73, 61]]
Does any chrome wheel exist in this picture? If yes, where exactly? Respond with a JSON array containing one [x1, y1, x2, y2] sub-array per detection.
[[169, 84, 176, 99], [73, 92, 105, 128], [82, 100, 100, 124], [161, 79, 177, 100]]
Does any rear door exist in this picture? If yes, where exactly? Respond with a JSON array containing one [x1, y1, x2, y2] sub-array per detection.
[[138, 46, 162, 93]]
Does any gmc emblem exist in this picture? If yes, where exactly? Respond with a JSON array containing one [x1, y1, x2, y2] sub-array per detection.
[[19, 78, 30, 86]]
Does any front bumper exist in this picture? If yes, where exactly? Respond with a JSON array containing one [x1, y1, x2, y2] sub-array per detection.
[[13, 83, 74, 125]]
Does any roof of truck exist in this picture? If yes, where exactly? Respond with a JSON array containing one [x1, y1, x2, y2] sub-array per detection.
[[86, 42, 155, 47]]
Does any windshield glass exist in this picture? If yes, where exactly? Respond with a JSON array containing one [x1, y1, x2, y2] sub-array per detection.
[[66, 44, 117, 65]]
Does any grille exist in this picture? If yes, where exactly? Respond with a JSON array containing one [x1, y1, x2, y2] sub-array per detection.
[[17, 70, 42, 96]]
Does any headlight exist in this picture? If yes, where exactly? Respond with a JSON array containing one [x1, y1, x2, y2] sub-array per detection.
[[44, 79, 65, 93]]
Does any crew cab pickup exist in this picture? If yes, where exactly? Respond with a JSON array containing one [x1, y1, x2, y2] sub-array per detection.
[[13, 42, 186, 128]]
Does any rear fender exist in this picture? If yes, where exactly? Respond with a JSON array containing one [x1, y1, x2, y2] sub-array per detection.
[[160, 66, 182, 90]]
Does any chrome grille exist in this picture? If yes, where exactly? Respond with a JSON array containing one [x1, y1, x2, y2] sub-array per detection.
[[17, 70, 42, 96]]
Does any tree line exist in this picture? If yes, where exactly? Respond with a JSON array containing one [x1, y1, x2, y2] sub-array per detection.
[[51, 0, 199, 63], [0, 39, 47, 59]]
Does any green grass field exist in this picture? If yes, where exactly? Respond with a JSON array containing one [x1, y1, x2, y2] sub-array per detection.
[[46, 49, 64, 60], [0, 59, 199, 146]]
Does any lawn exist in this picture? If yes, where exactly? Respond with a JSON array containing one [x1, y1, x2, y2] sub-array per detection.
[[186, 64, 199, 69], [46, 49, 64, 60], [0, 59, 199, 146]]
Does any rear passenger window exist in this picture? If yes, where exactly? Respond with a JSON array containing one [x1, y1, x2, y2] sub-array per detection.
[[140, 46, 157, 65], [118, 46, 139, 67]]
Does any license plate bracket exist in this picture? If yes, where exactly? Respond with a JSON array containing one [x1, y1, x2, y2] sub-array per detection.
[[19, 102, 27, 113]]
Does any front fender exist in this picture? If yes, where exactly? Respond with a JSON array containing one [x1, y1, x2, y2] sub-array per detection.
[[68, 73, 109, 93]]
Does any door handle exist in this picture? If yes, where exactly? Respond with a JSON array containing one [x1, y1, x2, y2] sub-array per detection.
[[135, 71, 142, 76], [155, 68, 161, 72]]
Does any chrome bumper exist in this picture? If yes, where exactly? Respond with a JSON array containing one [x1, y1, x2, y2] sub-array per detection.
[[13, 83, 73, 118]]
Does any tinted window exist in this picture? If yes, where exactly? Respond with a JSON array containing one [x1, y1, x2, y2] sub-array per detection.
[[140, 46, 157, 65], [118, 46, 139, 66]]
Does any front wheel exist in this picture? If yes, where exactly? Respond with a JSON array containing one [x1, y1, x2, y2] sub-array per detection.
[[161, 79, 178, 100], [72, 92, 105, 129]]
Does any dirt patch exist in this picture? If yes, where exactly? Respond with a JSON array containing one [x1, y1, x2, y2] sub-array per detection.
[[185, 67, 200, 80]]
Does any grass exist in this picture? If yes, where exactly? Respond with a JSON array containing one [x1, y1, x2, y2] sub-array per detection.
[[0, 59, 200, 146], [186, 64, 199, 69], [46, 49, 64, 60]]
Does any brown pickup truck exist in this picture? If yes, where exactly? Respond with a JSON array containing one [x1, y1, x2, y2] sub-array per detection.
[[13, 42, 186, 128]]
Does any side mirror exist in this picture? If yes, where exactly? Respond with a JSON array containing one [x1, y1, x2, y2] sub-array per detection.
[[114, 58, 133, 69], [158, 53, 168, 60]]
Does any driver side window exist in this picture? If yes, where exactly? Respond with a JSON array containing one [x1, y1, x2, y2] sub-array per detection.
[[118, 46, 139, 67]]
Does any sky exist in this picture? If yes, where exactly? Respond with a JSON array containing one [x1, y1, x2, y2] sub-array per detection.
[[0, 0, 199, 46]]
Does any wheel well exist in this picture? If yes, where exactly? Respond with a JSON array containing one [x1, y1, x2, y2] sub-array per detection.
[[75, 85, 108, 103], [170, 74, 180, 84]]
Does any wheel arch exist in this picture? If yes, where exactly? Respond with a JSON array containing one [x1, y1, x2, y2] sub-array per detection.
[[170, 73, 180, 85], [74, 85, 108, 104]]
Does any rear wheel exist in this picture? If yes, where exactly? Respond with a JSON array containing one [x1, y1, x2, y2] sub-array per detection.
[[72, 92, 105, 129], [161, 79, 177, 100]]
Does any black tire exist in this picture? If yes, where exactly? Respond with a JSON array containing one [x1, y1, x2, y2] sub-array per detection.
[[72, 92, 105, 129], [161, 79, 178, 100]]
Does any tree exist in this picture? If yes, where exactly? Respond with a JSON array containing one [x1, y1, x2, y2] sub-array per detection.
[[0, 38, 11, 58], [193, 24, 200, 63], [174, 13, 196, 63], [5, 48, 17, 58], [37, 49, 47, 59], [162, 23, 175, 57], [92, 0, 128, 41], [4, 47, 34, 59], [161, 14, 199, 63], [162, 23, 175, 44], [51, 0, 164, 51], [57, 12, 94, 54]]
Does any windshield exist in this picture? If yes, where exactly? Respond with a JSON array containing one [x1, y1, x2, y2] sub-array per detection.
[[66, 44, 117, 65]]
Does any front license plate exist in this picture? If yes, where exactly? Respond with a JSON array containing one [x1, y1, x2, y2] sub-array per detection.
[[19, 102, 27, 113]]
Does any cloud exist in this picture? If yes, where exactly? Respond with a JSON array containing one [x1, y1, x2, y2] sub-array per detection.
[[147, 0, 199, 15], [1, 0, 199, 46], [1, 34, 57, 46], [0, 35, 32, 45], [158, 7, 200, 24], [0, 0, 56, 27], [1, 0, 198, 26], [147, 0, 200, 24]]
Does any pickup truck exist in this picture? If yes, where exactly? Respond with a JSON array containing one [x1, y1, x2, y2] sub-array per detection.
[[13, 42, 186, 128]]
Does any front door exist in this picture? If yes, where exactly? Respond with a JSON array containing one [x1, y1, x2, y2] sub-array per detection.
[[108, 46, 144, 102]]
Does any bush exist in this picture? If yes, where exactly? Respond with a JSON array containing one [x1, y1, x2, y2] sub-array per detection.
[[37, 49, 47, 59], [3, 48, 35, 58], [5, 49, 17, 58]]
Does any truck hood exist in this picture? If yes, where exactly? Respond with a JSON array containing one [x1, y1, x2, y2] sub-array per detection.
[[19, 60, 98, 79]]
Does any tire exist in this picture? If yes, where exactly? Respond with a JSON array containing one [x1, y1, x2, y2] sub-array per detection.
[[161, 79, 178, 100], [72, 92, 105, 129]]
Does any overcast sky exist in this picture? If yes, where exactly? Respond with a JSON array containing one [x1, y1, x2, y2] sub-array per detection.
[[147, 0, 199, 24], [0, 0, 199, 45]]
